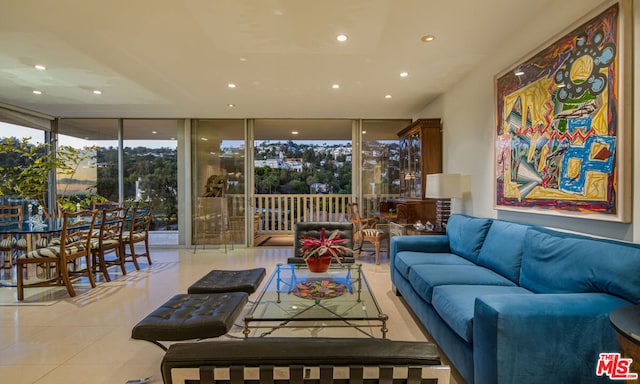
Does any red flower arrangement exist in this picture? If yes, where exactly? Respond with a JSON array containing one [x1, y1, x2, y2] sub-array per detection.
[[299, 228, 352, 264]]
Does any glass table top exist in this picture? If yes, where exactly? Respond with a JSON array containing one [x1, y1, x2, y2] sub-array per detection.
[[243, 263, 388, 338]]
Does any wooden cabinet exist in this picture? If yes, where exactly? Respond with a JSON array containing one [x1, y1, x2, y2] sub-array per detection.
[[397, 118, 442, 198], [383, 198, 437, 225]]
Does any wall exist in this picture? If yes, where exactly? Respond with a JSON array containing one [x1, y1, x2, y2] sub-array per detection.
[[415, 0, 638, 242]]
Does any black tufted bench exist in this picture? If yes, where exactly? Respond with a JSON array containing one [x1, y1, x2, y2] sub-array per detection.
[[131, 292, 248, 351], [187, 268, 266, 295], [161, 337, 450, 384]]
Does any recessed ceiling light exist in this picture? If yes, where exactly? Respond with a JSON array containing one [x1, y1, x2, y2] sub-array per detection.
[[227, 103, 235, 107], [420, 35, 435, 43], [400, 72, 409, 78], [240, 57, 247, 62], [362, 131, 367, 134], [291, 131, 299, 135], [201, 137, 208, 141], [93, 90, 102, 95], [32, 90, 42, 95], [385, 94, 392, 99], [34, 64, 46, 70], [332, 84, 340, 89], [336, 34, 348, 42], [152, 131, 157, 134], [228, 83, 236, 88]]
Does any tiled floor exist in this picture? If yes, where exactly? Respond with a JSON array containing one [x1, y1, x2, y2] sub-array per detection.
[[0, 245, 456, 384]]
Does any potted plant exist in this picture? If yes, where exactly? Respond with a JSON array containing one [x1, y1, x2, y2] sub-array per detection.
[[299, 228, 352, 272]]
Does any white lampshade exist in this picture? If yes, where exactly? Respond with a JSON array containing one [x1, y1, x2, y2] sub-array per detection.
[[425, 173, 462, 199]]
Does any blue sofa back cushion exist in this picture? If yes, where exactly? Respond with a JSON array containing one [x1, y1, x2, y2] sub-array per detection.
[[476, 220, 529, 283], [520, 228, 640, 303], [446, 215, 493, 263]]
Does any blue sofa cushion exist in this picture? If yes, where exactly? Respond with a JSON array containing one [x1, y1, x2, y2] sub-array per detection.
[[446, 215, 493, 263], [476, 220, 529, 283], [520, 228, 640, 303], [408, 264, 517, 304], [395, 251, 475, 280], [432, 285, 533, 343]]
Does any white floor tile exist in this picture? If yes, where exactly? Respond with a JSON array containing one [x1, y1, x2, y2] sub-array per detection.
[[0, 246, 455, 383]]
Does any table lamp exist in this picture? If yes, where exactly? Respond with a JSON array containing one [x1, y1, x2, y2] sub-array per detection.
[[425, 173, 462, 231]]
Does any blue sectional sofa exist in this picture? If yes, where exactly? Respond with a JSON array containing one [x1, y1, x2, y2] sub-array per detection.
[[390, 214, 640, 384]]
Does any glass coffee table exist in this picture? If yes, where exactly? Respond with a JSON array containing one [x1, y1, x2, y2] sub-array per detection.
[[243, 263, 388, 338]]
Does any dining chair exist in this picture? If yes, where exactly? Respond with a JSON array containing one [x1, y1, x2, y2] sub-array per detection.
[[347, 202, 386, 265], [123, 205, 153, 270], [16, 209, 98, 300], [91, 206, 128, 282], [0, 205, 23, 273]]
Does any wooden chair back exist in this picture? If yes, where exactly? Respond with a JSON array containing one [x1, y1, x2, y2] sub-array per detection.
[[97, 207, 128, 247], [128, 206, 152, 239], [92, 206, 128, 281], [347, 202, 376, 233], [60, 210, 98, 260], [0, 205, 23, 224]]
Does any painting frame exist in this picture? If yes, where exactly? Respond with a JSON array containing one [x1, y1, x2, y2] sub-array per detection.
[[493, 0, 632, 222]]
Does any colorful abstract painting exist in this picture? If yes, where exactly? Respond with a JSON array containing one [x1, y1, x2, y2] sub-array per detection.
[[495, 1, 630, 221]]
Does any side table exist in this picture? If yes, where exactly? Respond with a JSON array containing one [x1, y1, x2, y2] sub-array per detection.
[[609, 305, 640, 382]]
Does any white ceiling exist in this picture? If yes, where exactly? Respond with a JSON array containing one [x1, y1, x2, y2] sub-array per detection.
[[0, 0, 578, 120]]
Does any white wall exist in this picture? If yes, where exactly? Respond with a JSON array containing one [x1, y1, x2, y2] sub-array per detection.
[[416, 0, 638, 241]]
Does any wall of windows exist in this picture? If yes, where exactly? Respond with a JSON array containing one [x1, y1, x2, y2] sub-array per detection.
[[359, 119, 411, 215], [191, 119, 245, 246], [58, 119, 180, 240], [360, 119, 409, 196], [122, 119, 179, 232], [0, 121, 47, 210], [57, 119, 119, 210], [2, 115, 410, 247]]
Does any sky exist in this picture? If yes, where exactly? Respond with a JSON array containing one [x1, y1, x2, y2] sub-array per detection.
[[0, 122, 176, 149], [1, 122, 385, 150]]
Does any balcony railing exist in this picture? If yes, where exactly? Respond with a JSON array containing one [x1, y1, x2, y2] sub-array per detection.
[[254, 193, 399, 235]]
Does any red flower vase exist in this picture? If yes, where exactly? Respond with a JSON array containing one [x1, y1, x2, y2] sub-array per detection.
[[305, 255, 332, 273]]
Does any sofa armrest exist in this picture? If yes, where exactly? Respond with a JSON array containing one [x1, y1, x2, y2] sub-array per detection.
[[474, 293, 631, 384]]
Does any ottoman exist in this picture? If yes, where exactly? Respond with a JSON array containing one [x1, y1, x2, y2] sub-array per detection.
[[161, 338, 449, 384], [131, 292, 248, 350], [187, 268, 266, 294]]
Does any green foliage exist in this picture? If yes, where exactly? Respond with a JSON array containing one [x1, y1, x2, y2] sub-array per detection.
[[0, 137, 108, 211], [0, 137, 56, 206]]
